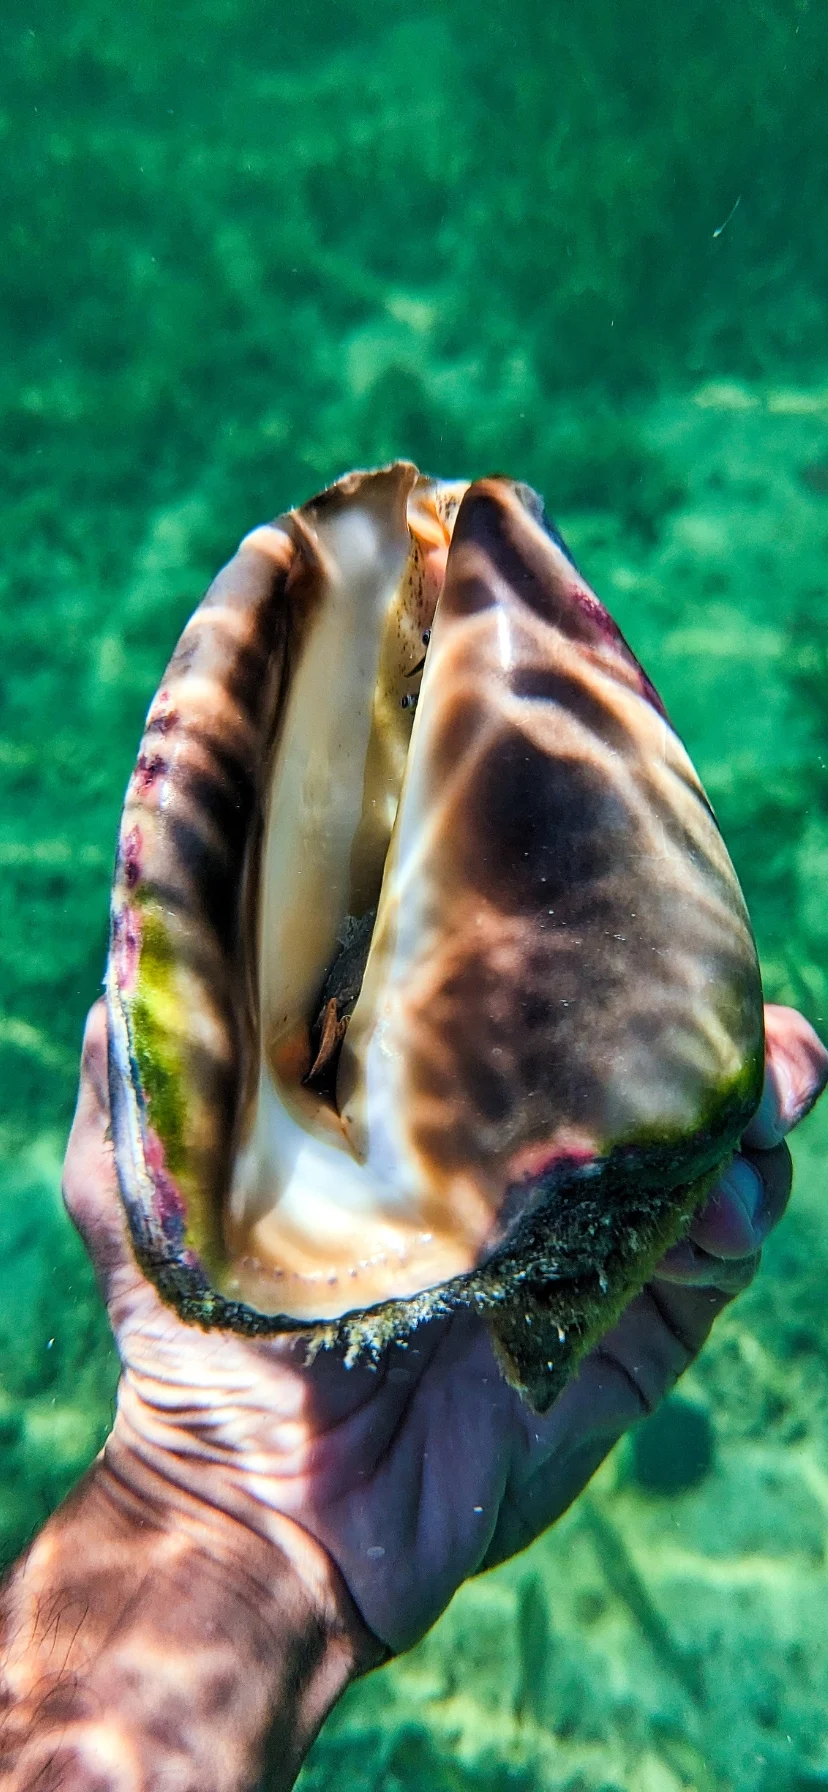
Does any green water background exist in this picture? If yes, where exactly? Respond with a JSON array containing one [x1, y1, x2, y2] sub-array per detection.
[[2, 3, 828, 1786]]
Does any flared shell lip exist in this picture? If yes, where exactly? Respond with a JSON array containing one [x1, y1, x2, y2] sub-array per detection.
[[107, 945, 761, 1351]]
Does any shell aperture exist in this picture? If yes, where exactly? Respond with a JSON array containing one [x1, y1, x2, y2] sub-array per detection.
[[107, 462, 763, 1407]]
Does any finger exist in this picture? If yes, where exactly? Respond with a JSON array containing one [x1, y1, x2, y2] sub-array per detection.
[[689, 1139, 792, 1258], [744, 1005, 828, 1150], [657, 1140, 791, 1286], [653, 1236, 760, 1292], [62, 1000, 140, 1303], [62, 999, 111, 1232]]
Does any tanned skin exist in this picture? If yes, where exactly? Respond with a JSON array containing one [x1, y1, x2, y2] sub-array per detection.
[[0, 1001, 825, 1791]]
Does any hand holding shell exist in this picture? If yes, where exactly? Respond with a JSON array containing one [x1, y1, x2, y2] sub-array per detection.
[[66, 998, 825, 1655]]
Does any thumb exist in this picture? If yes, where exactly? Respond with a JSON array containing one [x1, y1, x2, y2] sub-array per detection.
[[743, 1004, 828, 1150], [62, 999, 143, 1309]]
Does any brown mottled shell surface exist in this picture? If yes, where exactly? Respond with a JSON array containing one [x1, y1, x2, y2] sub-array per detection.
[[107, 463, 764, 1409]]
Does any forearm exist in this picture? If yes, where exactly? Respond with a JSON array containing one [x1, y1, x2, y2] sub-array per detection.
[[0, 1456, 361, 1792]]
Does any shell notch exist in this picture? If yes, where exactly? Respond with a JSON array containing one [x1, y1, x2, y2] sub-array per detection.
[[107, 462, 764, 1411]]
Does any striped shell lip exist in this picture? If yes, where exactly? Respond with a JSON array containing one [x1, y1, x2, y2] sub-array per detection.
[[107, 461, 764, 1400]]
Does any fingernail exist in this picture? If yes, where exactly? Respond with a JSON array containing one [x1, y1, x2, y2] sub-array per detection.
[[720, 1158, 764, 1229]]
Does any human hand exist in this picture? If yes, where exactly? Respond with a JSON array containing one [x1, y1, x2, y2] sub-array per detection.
[[2, 1000, 823, 1792], [63, 999, 827, 1658]]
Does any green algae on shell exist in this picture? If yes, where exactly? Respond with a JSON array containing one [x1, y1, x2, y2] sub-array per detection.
[[106, 463, 764, 1409]]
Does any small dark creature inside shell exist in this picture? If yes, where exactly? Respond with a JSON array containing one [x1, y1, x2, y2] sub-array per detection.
[[107, 464, 764, 1409]]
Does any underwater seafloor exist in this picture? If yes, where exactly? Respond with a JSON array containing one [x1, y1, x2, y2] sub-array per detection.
[[2, 6, 828, 1789]]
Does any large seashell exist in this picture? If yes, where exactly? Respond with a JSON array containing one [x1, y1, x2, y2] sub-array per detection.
[[107, 463, 764, 1409]]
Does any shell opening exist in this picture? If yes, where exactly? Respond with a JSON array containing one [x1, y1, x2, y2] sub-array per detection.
[[225, 469, 479, 1318]]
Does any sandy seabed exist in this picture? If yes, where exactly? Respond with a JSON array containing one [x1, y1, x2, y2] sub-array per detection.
[[2, 4, 828, 1781]]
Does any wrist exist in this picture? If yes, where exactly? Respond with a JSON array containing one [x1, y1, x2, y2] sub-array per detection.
[[104, 1362, 385, 1669], [103, 1407, 377, 1668], [96, 1445, 367, 1784], [0, 1444, 373, 1792]]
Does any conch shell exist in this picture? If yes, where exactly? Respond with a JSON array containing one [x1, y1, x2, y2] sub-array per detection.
[[107, 464, 763, 1408]]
